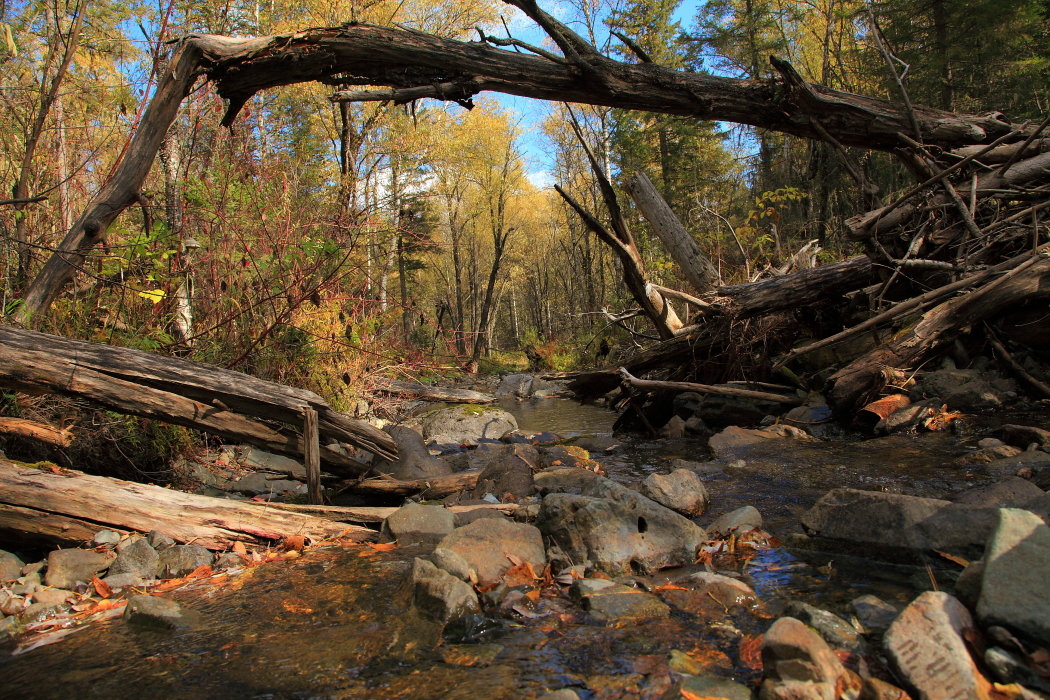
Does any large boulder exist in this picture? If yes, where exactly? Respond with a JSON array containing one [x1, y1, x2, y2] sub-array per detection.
[[885, 592, 989, 699], [977, 508, 1050, 647], [374, 425, 452, 480], [639, 468, 709, 517], [495, 374, 534, 398], [380, 503, 456, 546], [910, 368, 1016, 411], [44, 549, 115, 588], [410, 557, 480, 623], [570, 578, 670, 623], [470, 444, 538, 500], [416, 405, 518, 449], [435, 518, 546, 585], [759, 616, 847, 700], [537, 476, 705, 575]]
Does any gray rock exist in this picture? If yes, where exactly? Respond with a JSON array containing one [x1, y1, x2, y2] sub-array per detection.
[[381, 502, 455, 546], [470, 444, 537, 500], [953, 559, 984, 609], [124, 594, 192, 629], [374, 425, 452, 480], [679, 675, 753, 700], [1002, 424, 1050, 448], [851, 595, 899, 632], [800, 488, 1004, 560], [570, 579, 670, 622], [147, 530, 176, 550], [640, 468, 709, 517], [436, 518, 546, 585], [985, 646, 1050, 694], [694, 394, 787, 430], [885, 591, 988, 699], [537, 691, 580, 700], [230, 472, 303, 496], [0, 549, 24, 582], [534, 467, 601, 495], [977, 508, 1050, 647], [495, 373, 534, 398], [784, 601, 866, 654], [214, 553, 245, 570], [236, 444, 308, 479], [0, 590, 25, 616], [416, 405, 518, 448], [709, 426, 780, 459], [44, 549, 115, 589], [92, 530, 122, 547], [565, 435, 620, 453], [410, 557, 480, 623], [109, 538, 161, 578], [157, 545, 213, 578], [951, 476, 1045, 507], [0, 615, 20, 641], [537, 477, 705, 575], [707, 505, 764, 536], [31, 588, 71, 606], [452, 508, 508, 527], [759, 616, 846, 700], [101, 572, 149, 591], [430, 547, 473, 581], [18, 602, 60, 625], [660, 415, 687, 438], [10, 572, 40, 596], [910, 368, 1016, 410]]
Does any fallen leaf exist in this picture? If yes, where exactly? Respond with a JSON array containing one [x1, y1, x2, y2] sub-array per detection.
[[859, 394, 911, 421], [934, 550, 970, 567], [502, 561, 539, 587], [738, 634, 764, 671], [652, 583, 689, 592], [279, 536, 306, 552], [367, 542, 397, 552], [231, 542, 247, 556], [91, 575, 112, 599], [551, 460, 563, 466], [281, 599, 314, 614]]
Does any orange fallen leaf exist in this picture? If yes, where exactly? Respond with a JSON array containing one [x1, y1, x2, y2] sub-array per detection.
[[738, 634, 764, 671], [551, 460, 563, 466], [91, 575, 112, 599], [524, 589, 541, 602], [652, 583, 688, 592], [358, 541, 397, 557], [934, 550, 970, 567], [281, 599, 315, 614], [74, 598, 126, 617], [231, 542, 248, 556], [502, 561, 539, 587], [859, 394, 911, 421], [279, 536, 306, 552]]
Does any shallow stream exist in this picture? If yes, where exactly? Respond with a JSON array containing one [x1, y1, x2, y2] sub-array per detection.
[[0, 398, 1031, 698]]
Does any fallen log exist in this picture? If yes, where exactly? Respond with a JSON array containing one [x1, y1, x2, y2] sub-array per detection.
[[0, 325, 396, 473], [0, 417, 73, 447], [256, 501, 518, 524], [374, 379, 496, 404], [0, 458, 374, 549], [618, 368, 803, 405], [337, 470, 483, 499]]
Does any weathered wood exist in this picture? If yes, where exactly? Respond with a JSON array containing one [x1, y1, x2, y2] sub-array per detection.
[[0, 325, 396, 472], [625, 171, 720, 293], [255, 501, 518, 524], [619, 368, 803, 405], [339, 470, 483, 499], [0, 417, 73, 447], [713, 256, 875, 317], [303, 407, 322, 504], [374, 380, 496, 404], [0, 458, 374, 549]]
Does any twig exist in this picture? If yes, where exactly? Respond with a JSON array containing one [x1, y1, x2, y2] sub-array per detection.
[[999, 112, 1050, 175], [987, 325, 1050, 398]]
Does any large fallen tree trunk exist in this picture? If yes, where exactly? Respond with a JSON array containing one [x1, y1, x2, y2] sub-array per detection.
[[373, 380, 496, 404], [0, 325, 396, 472], [0, 458, 374, 549]]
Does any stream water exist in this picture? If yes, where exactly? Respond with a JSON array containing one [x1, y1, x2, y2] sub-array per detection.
[[0, 398, 1030, 698]]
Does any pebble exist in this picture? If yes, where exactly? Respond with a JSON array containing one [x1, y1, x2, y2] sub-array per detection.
[[92, 530, 122, 547], [850, 594, 898, 632]]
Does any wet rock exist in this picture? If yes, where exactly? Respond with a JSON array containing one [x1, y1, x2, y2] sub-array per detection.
[[11, 572, 40, 596], [0, 590, 25, 616], [381, 502, 455, 546], [695, 394, 787, 430], [679, 675, 753, 700], [566, 436, 620, 453], [784, 601, 866, 654], [985, 449, 1050, 480], [953, 559, 984, 609], [910, 368, 1016, 411], [955, 444, 1023, 464], [230, 472, 304, 496], [373, 425, 453, 480], [660, 415, 687, 438], [639, 468, 709, 517], [416, 405, 518, 448], [851, 595, 899, 633], [709, 426, 780, 459], [951, 476, 1045, 507], [124, 594, 192, 630], [660, 572, 757, 617], [537, 445, 592, 469], [92, 530, 121, 547], [501, 429, 561, 445], [108, 538, 161, 579], [884, 591, 988, 699], [430, 547, 472, 581], [800, 488, 1002, 560], [669, 458, 727, 480], [214, 553, 245, 570], [537, 477, 705, 575], [759, 616, 846, 700], [147, 530, 176, 550], [538, 690, 581, 700], [531, 377, 568, 398], [471, 444, 538, 500], [436, 518, 546, 585], [18, 602, 61, 625], [0, 615, 20, 640], [570, 579, 670, 623], [1002, 424, 1050, 448], [977, 508, 1050, 646], [157, 545, 213, 578], [453, 508, 508, 527], [44, 548, 115, 589], [707, 505, 764, 536], [534, 467, 601, 494], [985, 646, 1050, 694], [31, 588, 71, 606], [495, 373, 534, 398], [102, 572, 149, 591], [0, 549, 24, 582], [410, 557, 480, 623]]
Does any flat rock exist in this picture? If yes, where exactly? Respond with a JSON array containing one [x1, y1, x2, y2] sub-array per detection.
[[679, 675, 753, 700], [851, 595, 899, 632], [92, 530, 121, 547], [374, 425, 452, 480], [495, 373, 534, 398], [760, 616, 846, 699], [0, 549, 24, 582], [537, 477, 705, 575], [784, 601, 866, 654], [707, 505, 763, 536], [436, 518, 546, 584], [158, 545, 213, 578], [381, 502, 455, 546], [416, 405, 518, 448], [124, 594, 192, 629], [230, 472, 303, 496], [31, 588, 71, 606], [977, 508, 1050, 647], [18, 602, 60, 625], [44, 549, 115, 589], [800, 488, 1004, 560], [410, 557, 480, 623], [570, 579, 669, 623], [709, 426, 780, 459], [951, 476, 1045, 507], [108, 538, 161, 578], [102, 572, 149, 591], [660, 572, 757, 617], [236, 444, 308, 479], [640, 468, 709, 516], [885, 591, 988, 699], [534, 467, 601, 495], [430, 547, 472, 581]]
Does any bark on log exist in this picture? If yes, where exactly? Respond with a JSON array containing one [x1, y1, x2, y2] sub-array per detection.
[[827, 255, 1050, 415], [374, 380, 496, 404], [255, 501, 518, 524], [0, 458, 374, 549], [338, 470, 482, 499], [0, 418, 73, 447], [618, 368, 802, 404], [625, 172, 720, 293], [0, 325, 396, 471]]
